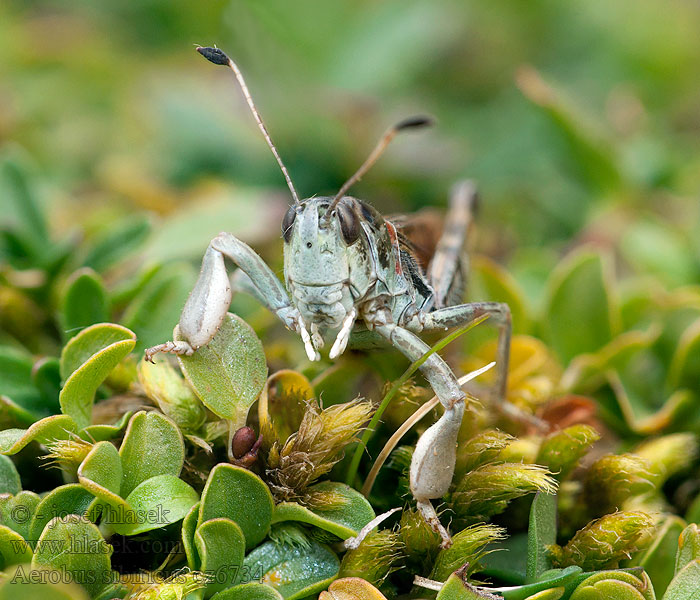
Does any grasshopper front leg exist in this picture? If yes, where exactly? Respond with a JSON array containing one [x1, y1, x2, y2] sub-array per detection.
[[145, 232, 299, 361], [369, 315, 466, 548]]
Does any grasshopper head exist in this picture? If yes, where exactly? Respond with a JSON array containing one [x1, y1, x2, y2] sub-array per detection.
[[282, 196, 361, 286]]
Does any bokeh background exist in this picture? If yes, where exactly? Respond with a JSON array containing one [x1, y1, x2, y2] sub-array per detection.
[[2, 0, 700, 348]]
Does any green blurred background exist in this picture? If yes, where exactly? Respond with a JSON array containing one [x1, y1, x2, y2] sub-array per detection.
[[2, 0, 700, 294]]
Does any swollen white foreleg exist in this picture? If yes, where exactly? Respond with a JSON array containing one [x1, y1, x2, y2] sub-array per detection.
[[145, 232, 298, 361]]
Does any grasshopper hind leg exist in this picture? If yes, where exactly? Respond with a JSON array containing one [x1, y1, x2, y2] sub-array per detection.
[[427, 180, 476, 309], [422, 181, 548, 430]]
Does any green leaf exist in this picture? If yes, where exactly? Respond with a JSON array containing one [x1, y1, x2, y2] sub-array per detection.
[[516, 67, 622, 196], [258, 370, 313, 446], [480, 533, 528, 585], [60, 322, 135, 381], [59, 323, 136, 429], [93, 583, 129, 600], [0, 524, 32, 568], [31, 515, 113, 598], [0, 490, 40, 540], [82, 214, 151, 272], [621, 218, 697, 288], [111, 474, 198, 536], [182, 501, 200, 570], [144, 191, 277, 263], [28, 484, 95, 546], [611, 376, 695, 435], [320, 579, 387, 600], [668, 317, 700, 391], [195, 518, 246, 598], [0, 155, 48, 252], [77, 441, 128, 510], [199, 463, 274, 550], [568, 570, 654, 600], [272, 481, 375, 540], [79, 410, 133, 442], [137, 357, 206, 431], [499, 567, 583, 600], [0, 566, 91, 599], [665, 559, 700, 600], [0, 456, 21, 495], [521, 589, 565, 600], [676, 524, 700, 575], [31, 357, 62, 413], [436, 572, 496, 599], [121, 261, 197, 353], [629, 515, 684, 596], [561, 325, 661, 394], [212, 583, 284, 600], [544, 251, 617, 364], [59, 268, 110, 340], [527, 493, 557, 581], [0, 396, 37, 430], [177, 313, 267, 423], [0, 347, 45, 419], [470, 256, 530, 335], [0, 415, 78, 455], [241, 538, 340, 600], [118, 411, 185, 497]]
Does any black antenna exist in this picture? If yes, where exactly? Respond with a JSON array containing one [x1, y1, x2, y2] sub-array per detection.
[[196, 46, 301, 204], [326, 115, 434, 218]]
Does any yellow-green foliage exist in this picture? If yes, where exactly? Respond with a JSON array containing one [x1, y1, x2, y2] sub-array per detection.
[[339, 530, 405, 586], [450, 463, 557, 523], [536, 424, 601, 480], [549, 511, 655, 571], [430, 524, 506, 582]]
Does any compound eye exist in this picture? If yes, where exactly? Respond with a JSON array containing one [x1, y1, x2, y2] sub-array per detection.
[[282, 206, 297, 243], [337, 203, 361, 245]]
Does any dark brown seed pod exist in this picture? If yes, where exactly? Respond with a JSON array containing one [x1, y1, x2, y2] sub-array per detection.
[[231, 426, 258, 458]]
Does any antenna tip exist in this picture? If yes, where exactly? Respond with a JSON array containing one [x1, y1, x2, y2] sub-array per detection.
[[394, 115, 436, 131], [196, 46, 230, 66]]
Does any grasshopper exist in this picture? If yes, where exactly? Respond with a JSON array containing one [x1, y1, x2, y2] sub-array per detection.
[[146, 46, 532, 547]]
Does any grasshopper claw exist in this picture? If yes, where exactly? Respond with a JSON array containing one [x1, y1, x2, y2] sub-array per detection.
[[417, 500, 452, 548], [144, 340, 195, 363]]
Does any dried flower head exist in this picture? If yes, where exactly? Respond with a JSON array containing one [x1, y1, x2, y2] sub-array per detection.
[[265, 398, 373, 502], [42, 436, 93, 474]]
